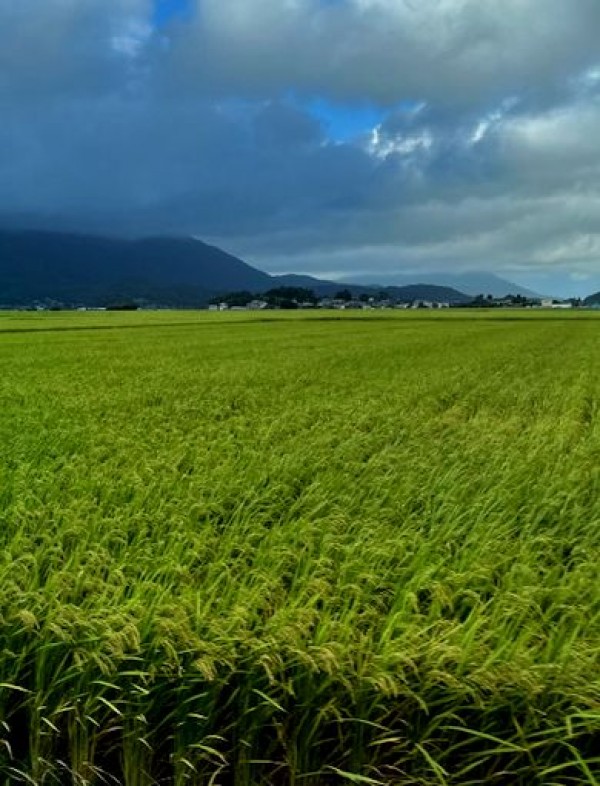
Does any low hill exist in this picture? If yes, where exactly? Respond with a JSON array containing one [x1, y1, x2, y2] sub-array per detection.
[[583, 291, 600, 306], [385, 284, 470, 303], [274, 273, 341, 295]]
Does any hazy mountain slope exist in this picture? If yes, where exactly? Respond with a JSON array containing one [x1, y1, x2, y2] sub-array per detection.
[[345, 271, 542, 299]]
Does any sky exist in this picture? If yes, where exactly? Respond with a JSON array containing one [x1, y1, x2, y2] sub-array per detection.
[[1, 1, 600, 296]]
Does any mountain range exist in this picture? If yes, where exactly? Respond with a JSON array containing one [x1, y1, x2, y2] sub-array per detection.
[[0, 229, 532, 307], [344, 271, 542, 299]]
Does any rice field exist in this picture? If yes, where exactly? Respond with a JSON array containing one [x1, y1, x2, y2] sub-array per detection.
[[0, 309, 599, 785]]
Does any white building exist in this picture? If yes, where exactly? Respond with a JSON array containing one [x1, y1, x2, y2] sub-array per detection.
[[541, 298, 572, 309]]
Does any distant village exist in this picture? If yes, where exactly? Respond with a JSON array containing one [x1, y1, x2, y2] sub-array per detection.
[[206, 287, 582, 312], [4, 286, 587, 312]]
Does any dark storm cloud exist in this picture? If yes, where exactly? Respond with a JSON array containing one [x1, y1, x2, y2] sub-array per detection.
[[1, 1, 600, 294], [0, 0, 152, 100]]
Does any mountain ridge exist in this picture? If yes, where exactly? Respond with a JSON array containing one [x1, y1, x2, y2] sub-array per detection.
[[0, 229, 271, 306], [1, 228, 472, 307]]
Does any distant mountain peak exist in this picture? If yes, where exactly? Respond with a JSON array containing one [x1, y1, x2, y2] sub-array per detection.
[[0, 229, 271, 307], [343, 270, 542, 299]]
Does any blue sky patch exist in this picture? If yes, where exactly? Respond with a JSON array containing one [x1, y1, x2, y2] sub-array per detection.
[[296, 97, 387, 142], [153, 0, 193, 26]]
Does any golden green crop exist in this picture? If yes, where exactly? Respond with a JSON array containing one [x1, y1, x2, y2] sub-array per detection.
[[0, 310, 599, 785]]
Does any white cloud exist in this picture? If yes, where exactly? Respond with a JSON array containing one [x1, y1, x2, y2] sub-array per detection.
[[368, 127, 434, 158], [111, 17, 153, 59], [168, 0, 600, 106]]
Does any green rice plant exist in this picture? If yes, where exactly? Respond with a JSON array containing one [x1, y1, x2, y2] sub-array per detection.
[[0, 309, 599, 784]]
